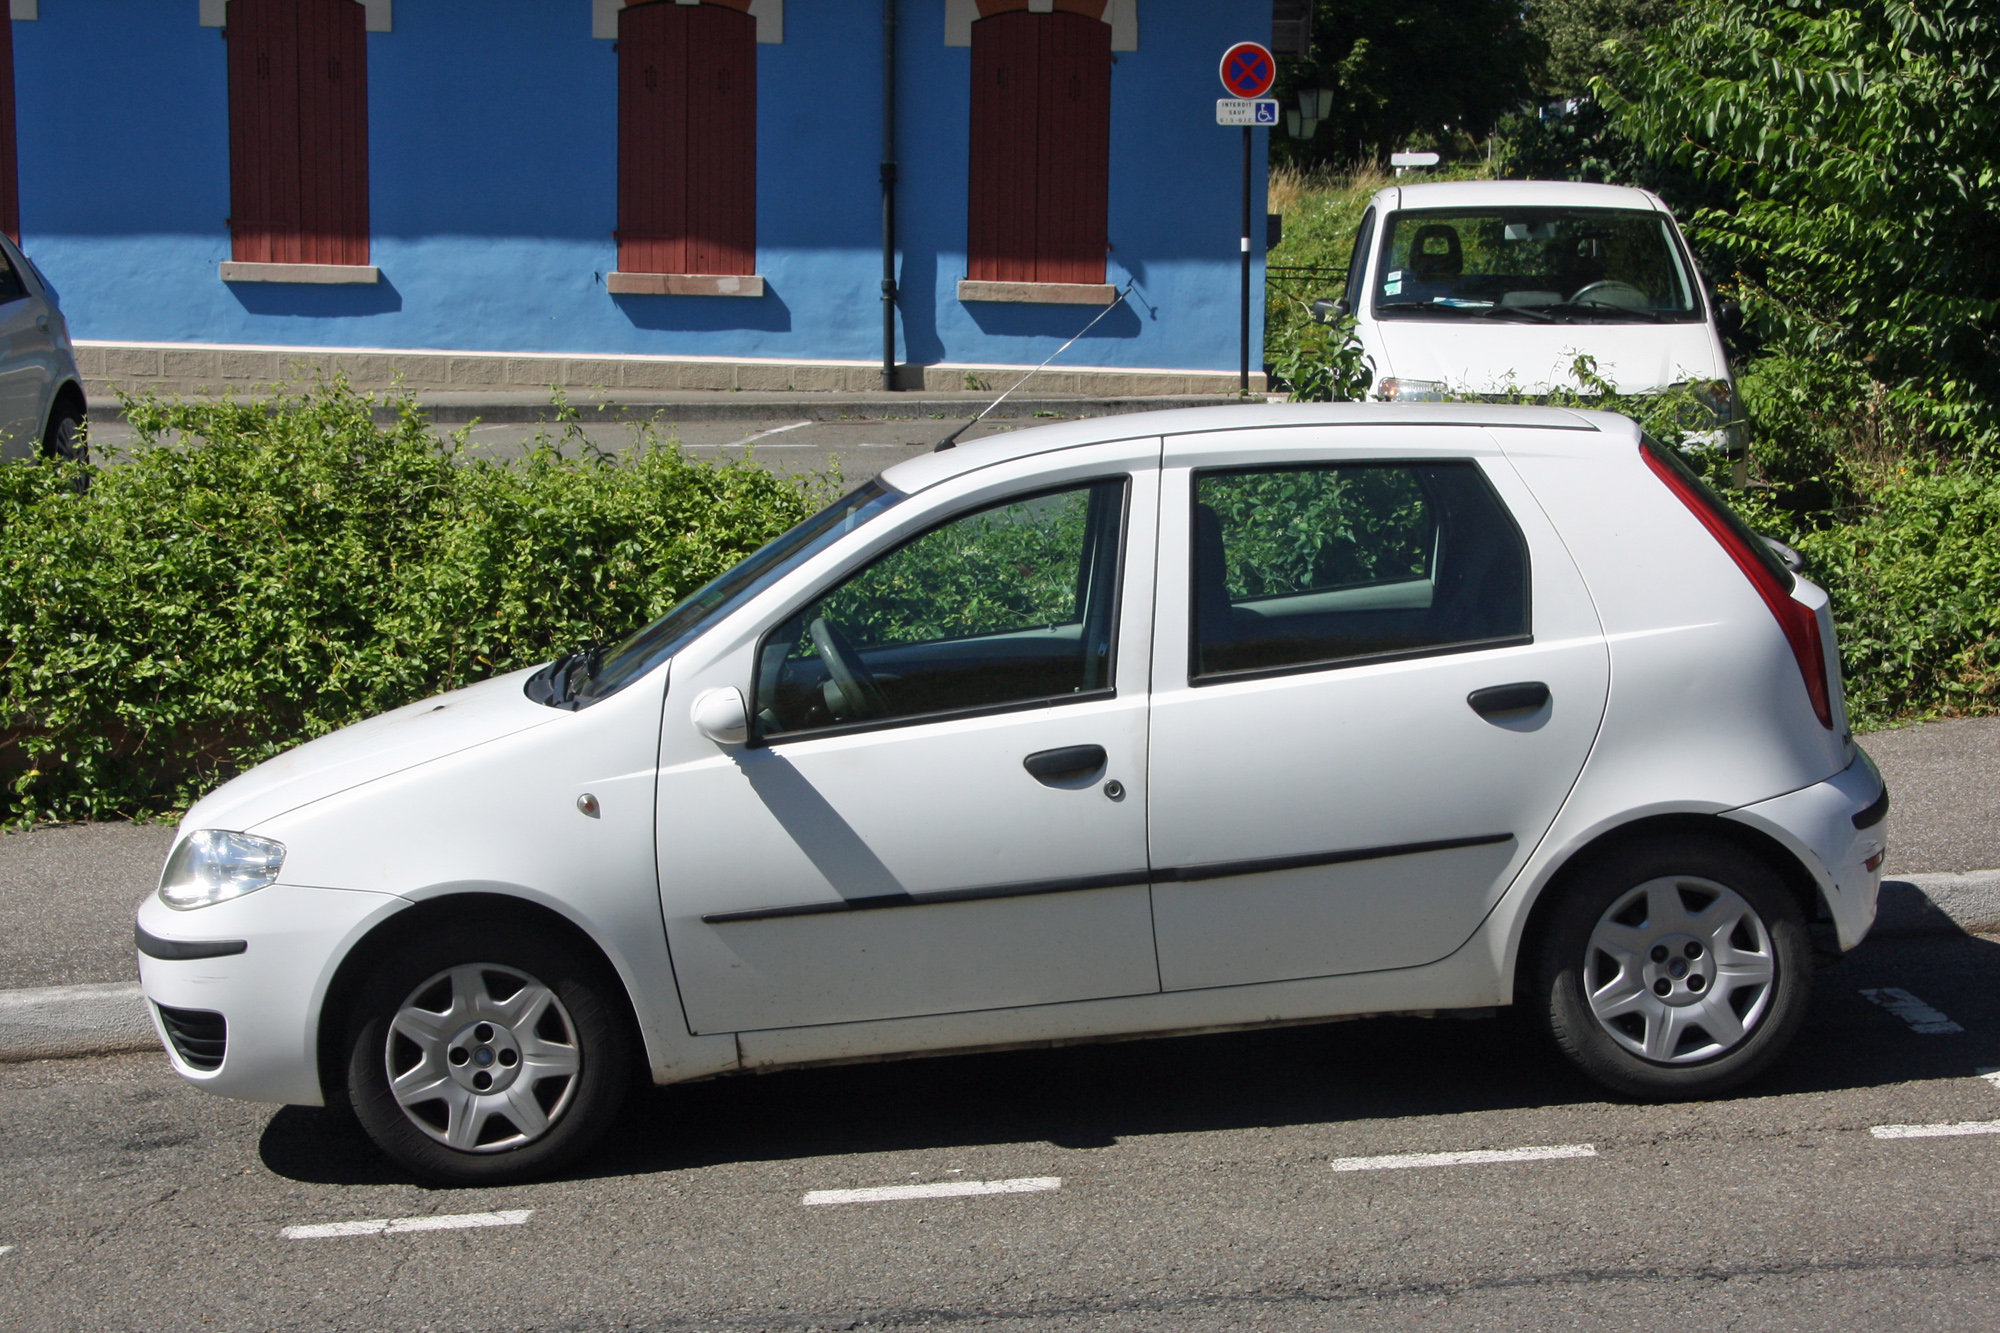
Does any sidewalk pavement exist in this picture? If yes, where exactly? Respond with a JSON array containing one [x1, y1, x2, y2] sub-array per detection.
[[1, 716, 1993, 1062]]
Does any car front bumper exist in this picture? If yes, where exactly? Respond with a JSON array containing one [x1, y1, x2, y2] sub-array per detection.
[[1725, 748, 1888, 953], [136, 882, 409, 1106]]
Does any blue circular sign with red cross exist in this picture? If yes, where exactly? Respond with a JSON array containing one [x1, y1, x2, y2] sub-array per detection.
[[1219, 42, 1277, 99]]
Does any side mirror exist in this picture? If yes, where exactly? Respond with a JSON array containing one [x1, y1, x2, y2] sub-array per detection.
[[1716, 300, 1743, 339], [690, 686, 749, 746], [1311, 297, 1350, 324]]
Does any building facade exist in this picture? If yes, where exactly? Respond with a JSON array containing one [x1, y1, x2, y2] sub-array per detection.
[[7, 0, 1273, 396]]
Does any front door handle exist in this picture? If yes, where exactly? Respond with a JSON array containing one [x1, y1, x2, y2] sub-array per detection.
[[1467, 681, 1550, 717], [1023, 744, 1107, 781]]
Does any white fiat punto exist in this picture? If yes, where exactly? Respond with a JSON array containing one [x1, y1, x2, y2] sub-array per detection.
[[137, 404, 1888, 1183]]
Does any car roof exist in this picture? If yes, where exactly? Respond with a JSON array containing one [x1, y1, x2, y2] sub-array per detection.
[[1377, 179, 1666, 214], [879, 401, 1617, 495]]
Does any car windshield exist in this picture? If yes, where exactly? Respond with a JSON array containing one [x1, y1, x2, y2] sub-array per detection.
[[1373, 207, 1700, 323], [569, 479, 904, 705]]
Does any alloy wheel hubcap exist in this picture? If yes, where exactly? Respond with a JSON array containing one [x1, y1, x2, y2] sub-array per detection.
[[1584, 876, 1777, 1064], [384, 964, 581, 1153]]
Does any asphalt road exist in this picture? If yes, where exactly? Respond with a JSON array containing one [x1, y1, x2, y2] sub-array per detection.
[[3, 717, 1991, 994], [84, 413, 1041, 488], [6, 930, 2000, 1330]]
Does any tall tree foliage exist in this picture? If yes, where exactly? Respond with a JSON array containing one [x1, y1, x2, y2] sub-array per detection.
[[1275, 0, 1542, 166], [1607, 0, 2000, 448]]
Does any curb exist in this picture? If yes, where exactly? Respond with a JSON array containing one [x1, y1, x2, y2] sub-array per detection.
[[2, 874, 1996, 1064], [86, 392, 1249, 427], [0, 981, 153, 1062]]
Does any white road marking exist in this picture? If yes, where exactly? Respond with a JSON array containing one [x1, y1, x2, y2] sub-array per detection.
[[802, 1176, 1062, 1206], [0, 1245, 12, 1256], [1976, 1068, 2000, 1092], [1871, 1120, 2000, 1140], [1860, 987, 1965, 1034], [282, 1209, 533, 1240], [724, 420, 813, 448], [1329, 1144, 1598, 1173]]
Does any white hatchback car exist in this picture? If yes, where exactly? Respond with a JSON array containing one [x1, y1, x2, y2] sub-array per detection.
[[137, 404, 1887, 1183]]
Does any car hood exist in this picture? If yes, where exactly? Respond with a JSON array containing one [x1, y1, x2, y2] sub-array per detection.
[[1371, 319, 1725, 395], [178, 667, 558, 838]]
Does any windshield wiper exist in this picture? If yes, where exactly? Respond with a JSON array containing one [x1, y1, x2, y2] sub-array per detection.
[[529, 641, 607, 709], [1471, 305, 1555, 323], [1542, 301, 1667, 323]]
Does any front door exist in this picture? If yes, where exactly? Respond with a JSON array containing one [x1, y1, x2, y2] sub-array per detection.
[[1146, 427, 1609, 990], [658, 444, 1163, 1034]]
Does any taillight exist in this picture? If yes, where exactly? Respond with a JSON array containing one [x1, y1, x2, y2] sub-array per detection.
[[1640, 439, 1834, 729]]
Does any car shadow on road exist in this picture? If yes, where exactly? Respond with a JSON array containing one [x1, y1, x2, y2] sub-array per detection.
[[259, 929, 2000, 1188]]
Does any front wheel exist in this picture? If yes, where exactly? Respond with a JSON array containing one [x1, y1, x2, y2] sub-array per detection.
[[345, 922, 633, 1185], [41, 403, 85, 463], [1536, 835, 1812, 1098]]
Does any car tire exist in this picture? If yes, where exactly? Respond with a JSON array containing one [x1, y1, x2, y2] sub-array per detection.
[[1535, 834, 1811, 1099], [345, 921, 634, 1185], [41, 402, 85, 464]]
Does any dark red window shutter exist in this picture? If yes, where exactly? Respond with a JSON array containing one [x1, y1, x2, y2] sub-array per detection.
[[0, 18, 18, 245], [227, 0, 369, 266], [968, 12, 1110, 285], [618, 1, 756, 277]]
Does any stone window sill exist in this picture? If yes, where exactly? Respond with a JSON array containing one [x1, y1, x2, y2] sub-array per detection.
[[958, 279, 1118, 306], [607, 272, 765, 297], [220, 262, 380, 285]]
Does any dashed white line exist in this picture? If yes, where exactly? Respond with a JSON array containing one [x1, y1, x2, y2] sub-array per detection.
[[1871, 1120, 2000, 1141], [1860, 987, 1965, 1034], [282, 1209, 533, 1240], [723, 420, 814, 448], [802, 1176, 1062, 1206], [1329, 1144, 1598, 1173]]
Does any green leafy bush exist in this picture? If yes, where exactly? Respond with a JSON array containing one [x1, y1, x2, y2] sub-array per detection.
[[0, 382, 824, 824]]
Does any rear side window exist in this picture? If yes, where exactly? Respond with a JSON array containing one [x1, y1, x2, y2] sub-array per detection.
[[1190, 461, 1529, 680], [756, 479, 1126, 739]]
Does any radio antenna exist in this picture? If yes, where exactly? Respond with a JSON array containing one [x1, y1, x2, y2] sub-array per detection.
[[934, 280, 1138, 451]]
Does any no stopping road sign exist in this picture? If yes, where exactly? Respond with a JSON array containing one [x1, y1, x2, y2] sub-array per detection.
[[1219, 42, 1276, 100]]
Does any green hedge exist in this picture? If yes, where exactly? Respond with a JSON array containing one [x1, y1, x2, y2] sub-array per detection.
[[0, 383, 823, 824]]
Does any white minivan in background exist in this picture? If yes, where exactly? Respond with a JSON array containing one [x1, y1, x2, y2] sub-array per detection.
[[1324, 180, 1743, 442]]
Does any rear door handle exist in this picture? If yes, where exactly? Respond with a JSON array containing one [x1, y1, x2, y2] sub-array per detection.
[[1024, 744, 1107, 781], [1467, 681, 1550, 717]]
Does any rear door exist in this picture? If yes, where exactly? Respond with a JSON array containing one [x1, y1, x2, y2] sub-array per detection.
[[1145, 426, 1609, 990], [0, 243, 50, 460]]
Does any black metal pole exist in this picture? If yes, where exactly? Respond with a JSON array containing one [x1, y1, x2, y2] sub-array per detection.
[[1239, 124, 1252, 395], [881, 0, 899, 391]]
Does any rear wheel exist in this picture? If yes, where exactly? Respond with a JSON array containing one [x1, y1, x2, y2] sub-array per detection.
[[345, 922, 633, 1185], [1536, 835, 1811, 1098], [41, 400, 85, 463]]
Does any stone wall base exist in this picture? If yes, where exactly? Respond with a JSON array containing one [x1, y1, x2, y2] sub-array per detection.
[[75, 341, 1265, 400]]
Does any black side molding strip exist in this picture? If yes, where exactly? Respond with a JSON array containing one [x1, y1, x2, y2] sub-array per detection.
[[703, 869, 1152, 924], [702, 834, 1516, 924], [136, 925, 248, 961], [1853, 785, 1891, 830], [1153, 832, 1516, 885]]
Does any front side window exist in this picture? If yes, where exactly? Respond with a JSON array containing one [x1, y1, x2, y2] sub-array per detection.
[[756, 480, 1126, 739], [1191, 462, 1529, 680], [1342, 206, 1376, 314], [1373, 207, 1700, 323]]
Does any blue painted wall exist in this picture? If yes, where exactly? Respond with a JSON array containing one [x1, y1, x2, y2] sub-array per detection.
[[11, 0, 1269, 373]]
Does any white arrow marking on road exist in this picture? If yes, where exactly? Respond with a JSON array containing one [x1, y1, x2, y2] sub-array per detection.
[[1329, 1144, 1598, 1173], [1860, 987, 1964, 1034], [1871, 1120, 2000, 1140], [803, 1176, 1061, 1206], [282, 1209, 533, 1240]]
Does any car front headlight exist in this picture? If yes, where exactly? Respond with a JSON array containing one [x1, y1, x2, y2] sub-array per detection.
[[158, 830, 287, 910], [1378, 378, 1449, 403]]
